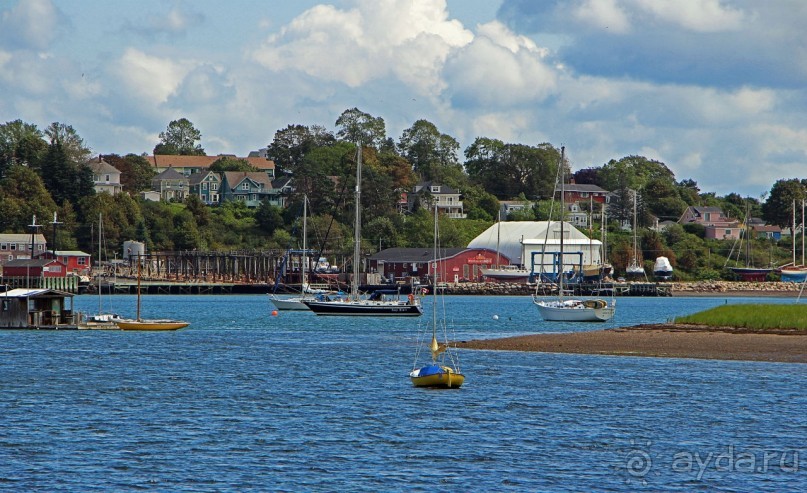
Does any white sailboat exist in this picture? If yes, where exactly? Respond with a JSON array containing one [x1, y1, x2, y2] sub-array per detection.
[[410, 204, 464, 388], [533, 147, 616, 322], [303, 144, 423, 316], [269, 195, 315, 311]]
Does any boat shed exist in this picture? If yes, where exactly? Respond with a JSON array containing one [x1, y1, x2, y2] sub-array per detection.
[[467, 221, 598, 268], [0, 288, 79, 329], [368, 247, 500, 283]]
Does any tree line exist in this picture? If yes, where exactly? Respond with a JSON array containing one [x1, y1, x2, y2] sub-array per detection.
[[0, 110, 805, 280]]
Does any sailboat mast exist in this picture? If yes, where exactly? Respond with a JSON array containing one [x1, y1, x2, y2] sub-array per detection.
[[352, 144, 362, 300], [98, 212, 103, 315], [136, 255, 142, 321], [559, 146, 565, 300], [802, 199, 805, 266], [431, 202, 439, 362], [302, 195, 308, 289]]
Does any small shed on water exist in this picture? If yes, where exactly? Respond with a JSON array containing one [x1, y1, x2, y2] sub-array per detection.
[[0, 288, 78, 329]]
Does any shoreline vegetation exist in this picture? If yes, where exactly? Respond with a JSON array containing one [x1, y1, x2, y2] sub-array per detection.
[[459, 304, 807, 364]]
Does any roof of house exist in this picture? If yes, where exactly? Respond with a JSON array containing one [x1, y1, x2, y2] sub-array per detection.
[[153, 168, 188, 181], [369, 247, 466, 263], [413, 181, 460, 195], [554, 183, 608, 193], [2, 288, 73, 298], [222, 171, 273, 190], [87, 158, 120, 175], [0, 234, 47, 243], [752, 225, 782, 232], [4, 258, 63, 268], [188, 169, 220, 186], [145, 155, 275, 172]]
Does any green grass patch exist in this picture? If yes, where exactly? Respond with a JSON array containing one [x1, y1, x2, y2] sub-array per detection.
[[674, 304, 807, 330]]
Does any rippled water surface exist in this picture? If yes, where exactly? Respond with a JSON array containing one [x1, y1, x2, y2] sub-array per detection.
[[0, 294, 804, 492]]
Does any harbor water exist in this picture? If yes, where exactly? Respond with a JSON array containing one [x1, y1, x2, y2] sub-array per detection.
[[0, 294, 804, 492]]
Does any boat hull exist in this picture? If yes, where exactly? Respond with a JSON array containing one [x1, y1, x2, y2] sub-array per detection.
[[729, 267, 772, 282], [410, 365, 464, 388], [268, 296, 311, 311], [303, 300, 422, 316], [780, 267, 807, 283], [480, 267, 531, 282], [534, 299, 615, 322], [117, 320, 189, 331]]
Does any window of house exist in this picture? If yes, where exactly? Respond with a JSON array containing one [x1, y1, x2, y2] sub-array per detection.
[[212, 194, 219, 203], [242, 183, 250, 190], [0, 244, 6, 250], [10, 244, 15, 251], [105, 174, 110, 181], [581, 192, 589, 197], [212, 184, 218, 191], [202, 183, 208, 190], [77, 257, 87, 265], [430, 186, 441, 193]]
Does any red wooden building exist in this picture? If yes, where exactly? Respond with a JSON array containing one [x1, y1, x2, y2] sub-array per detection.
[[368, 247, 504, 284]]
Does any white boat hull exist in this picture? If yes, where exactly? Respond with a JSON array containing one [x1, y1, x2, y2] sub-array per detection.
[[534, 299, 615, 322], [268, 295, 311, 311], [780, 267, 807, 283], [480, 267, 531, 281]]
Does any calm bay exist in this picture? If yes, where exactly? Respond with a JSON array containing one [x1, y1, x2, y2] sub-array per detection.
[[0, 294, 804, 492]]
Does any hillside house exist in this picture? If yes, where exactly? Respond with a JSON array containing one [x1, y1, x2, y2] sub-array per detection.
[[88, 157, 122, 195], [152, 168, 189, 202], [555, 183, 610, 204], [188, 169, 222, 205], [679, 206, 741, 240], [407, 182, 466, 218], [144, 155, 276, 179], [220, 172, 274, 207]]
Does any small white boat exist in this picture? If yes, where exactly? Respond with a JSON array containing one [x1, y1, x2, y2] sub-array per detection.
[[653, 256, 673, 280]]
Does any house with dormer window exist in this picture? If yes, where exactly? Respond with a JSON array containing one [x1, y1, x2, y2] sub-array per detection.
[[407, 182, 466, 218], [88, 157, 122, 195], [220, 172, 273, 207]]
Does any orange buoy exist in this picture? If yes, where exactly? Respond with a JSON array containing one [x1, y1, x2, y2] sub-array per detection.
[[271, 310, 278, 316]]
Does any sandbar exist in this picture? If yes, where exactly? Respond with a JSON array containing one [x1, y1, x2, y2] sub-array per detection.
[[457, 324, 807, 363]]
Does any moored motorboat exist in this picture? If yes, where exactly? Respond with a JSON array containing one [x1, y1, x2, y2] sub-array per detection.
[[780, 265, 807, 283], [653, 256, 674, 280]]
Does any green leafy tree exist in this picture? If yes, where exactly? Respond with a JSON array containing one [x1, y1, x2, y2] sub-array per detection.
[[209, 156, 256, 172], [254, 200, 284, 234], [398, 119, 460, 183], [173, 210, 201, 250], [154, 118, 205, 155], [335, 108, 386, 148], [103, 153, 155, 193], [0, 165, 57, 233], [465, 139, 560, 200], [45, 122, 91, 164], [39, 140, 95, 210], [267, 124, 335, 176], [762, 178, 807, 227], [0, 119, 47, 174]]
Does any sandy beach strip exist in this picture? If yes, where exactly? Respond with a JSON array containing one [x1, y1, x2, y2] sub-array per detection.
[[457, 324, 807, 363]]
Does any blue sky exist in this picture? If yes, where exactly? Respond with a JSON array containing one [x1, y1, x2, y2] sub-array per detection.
[[1, 0, 805, 198]]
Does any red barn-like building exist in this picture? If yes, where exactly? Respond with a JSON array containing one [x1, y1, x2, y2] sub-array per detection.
[[368, 247, 503, 284]]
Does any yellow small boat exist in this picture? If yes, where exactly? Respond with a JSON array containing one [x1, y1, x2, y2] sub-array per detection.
[[117, 319, 189, 331], [410, 204, 464, 389]]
